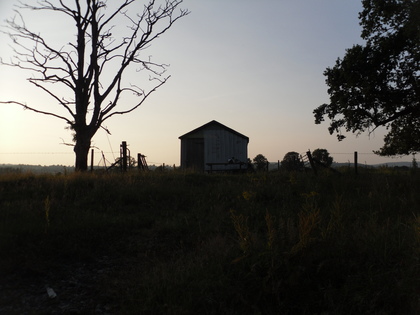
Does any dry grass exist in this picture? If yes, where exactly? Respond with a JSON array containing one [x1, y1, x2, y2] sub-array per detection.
[[0, 168, 419, 314]]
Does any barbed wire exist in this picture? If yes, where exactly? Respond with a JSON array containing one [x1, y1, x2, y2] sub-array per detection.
[[0, 151, 171, 166], [1, 151, 412, 167], [0, 151, 119, 155], [0, 151, 387, 155], [330, 152, 375, 155]]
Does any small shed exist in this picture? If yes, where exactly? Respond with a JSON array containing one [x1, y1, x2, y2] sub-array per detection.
[[179, 120, 249, 172]]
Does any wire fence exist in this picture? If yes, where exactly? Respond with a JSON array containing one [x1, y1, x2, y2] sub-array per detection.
[[0, 151, 170, 167], [1, 150, 413, 166], [293, 151, 414, 168]]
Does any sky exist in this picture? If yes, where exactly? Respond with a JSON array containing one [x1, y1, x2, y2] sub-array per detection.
[[0, 0, 414, 167]]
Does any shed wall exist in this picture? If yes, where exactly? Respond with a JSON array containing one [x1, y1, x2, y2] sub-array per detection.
[[204, 129, 247, 171]]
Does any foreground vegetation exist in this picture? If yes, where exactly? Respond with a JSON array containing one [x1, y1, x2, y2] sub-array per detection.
[[0, 168, 419, 314]]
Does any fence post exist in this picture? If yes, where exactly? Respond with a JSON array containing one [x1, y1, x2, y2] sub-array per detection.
[[121, 141, 127, 172], [306, 150, 317, 176], [102, 151, 107, 169], [354, 151, 358, 175], [90, 149, 94, 172]]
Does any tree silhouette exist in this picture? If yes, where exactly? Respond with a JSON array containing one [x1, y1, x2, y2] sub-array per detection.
[[281, 151, 304, 171], [314, 0, 420, 156], [1, 0, 189, 171], [312, 148, 333, 167], [252, 154, 268, 171]]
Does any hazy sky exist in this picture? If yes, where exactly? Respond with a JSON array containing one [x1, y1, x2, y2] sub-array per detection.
[[0, 0, 413, 167]]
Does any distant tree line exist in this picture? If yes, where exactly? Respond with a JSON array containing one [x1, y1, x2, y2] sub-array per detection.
[[251, 148, 334, 172]]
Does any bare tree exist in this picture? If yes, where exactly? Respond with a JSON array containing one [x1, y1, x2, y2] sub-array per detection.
[[1, 0, 189, 171]]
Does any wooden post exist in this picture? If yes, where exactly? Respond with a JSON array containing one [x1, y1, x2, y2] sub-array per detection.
[[137, 153, 149, 171], [354, 151, 358, 175], [306, 150, 317, 176], [90, 149, 94, 172], [102, 151, 107, 169], [121, 141, 127, 172]]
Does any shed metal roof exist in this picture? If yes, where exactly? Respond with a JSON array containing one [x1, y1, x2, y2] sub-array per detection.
[[179, 120, 249, 142]]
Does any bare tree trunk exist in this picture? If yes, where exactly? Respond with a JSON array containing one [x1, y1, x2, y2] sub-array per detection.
[[74, 132, 92, 172]]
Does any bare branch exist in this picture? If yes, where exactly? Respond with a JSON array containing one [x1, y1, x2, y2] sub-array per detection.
[[60, 137, 75, 147], [28, 80, 76, 119], [100, 76, 169, 123], [100, 0, 189, 102], [2, 12, 78, 86], [98, 0, 135, 32], [0, 101, 73, 125], [100, 125, 112, 135]]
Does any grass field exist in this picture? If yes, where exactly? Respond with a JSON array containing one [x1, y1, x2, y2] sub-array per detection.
[[0, 168, 419, 314]]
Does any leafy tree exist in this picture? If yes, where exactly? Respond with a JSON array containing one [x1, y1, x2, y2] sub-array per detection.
[[313, 0, 420, 156], [252, 154, 268, 171], [312, 148, 333, 167], [0, 0, 189, 171], [281, 151, 304, 171]]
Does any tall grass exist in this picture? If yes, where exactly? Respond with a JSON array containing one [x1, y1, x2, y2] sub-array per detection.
[[0, 169, 419, 314]]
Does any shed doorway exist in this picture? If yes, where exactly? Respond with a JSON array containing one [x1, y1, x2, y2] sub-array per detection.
[[185, 138, 204, 171]]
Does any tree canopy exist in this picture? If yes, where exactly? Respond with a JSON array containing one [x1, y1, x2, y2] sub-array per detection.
[[252, 154, 268, 171], [313, 0, 420, 156], [312, 148, 333, 167], [1, 0, 189, 171], [281, 152, 304, 171]]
